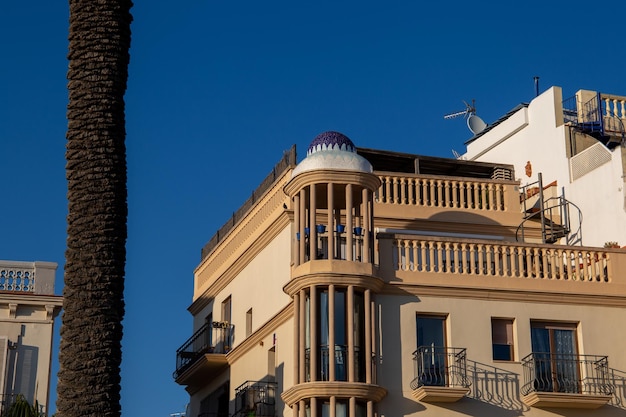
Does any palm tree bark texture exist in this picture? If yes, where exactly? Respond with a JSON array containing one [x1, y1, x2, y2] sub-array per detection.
[[57, 1, 132, 416]]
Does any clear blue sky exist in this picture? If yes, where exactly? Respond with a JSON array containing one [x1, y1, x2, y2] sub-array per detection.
[[2, 1, 626, 416]]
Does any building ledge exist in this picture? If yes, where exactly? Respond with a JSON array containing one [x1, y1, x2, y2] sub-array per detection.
[[522, 392, 612, 409], [281, 381, 386, 406], [411, 386, 470, 403], [174, 353, 229, 394]]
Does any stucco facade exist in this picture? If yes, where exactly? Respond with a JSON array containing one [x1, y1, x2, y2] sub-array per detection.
[[0, 260, 63, 416], [175, 132, 626, 417]]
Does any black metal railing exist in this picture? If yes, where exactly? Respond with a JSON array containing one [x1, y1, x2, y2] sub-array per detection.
[[411, 346, 470, 389], [234, 380, 277, 417], [304, 345, 366, 382], [198, 413, 230, 417], [174, 321, 232, 379], [521, 352, 613, 396]]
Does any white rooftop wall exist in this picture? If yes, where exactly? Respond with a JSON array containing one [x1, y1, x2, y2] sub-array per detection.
[[463, 86, 626, 247]]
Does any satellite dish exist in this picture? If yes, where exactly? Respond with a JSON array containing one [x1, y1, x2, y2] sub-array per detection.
[[445, 99, 488, 135], [467, 114, 487, 134]]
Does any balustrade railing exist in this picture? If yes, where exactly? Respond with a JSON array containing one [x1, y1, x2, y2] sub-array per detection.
[[392, 237, 611, 282], [601, 94, 626, 135], [521, 353, 612, 396], [0, 267, 35, 293], [411, 346, 470, 389], [174, 321, 232, 379], [376, 174, 509, 212], [563, 93, 626, 139]]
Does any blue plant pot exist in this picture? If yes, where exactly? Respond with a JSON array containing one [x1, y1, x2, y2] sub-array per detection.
[[354, 227, 362, 236], [316, 224, 326, 234], [336, 224, 345, 233]]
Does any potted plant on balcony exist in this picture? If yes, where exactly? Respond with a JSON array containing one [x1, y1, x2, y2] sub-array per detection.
[[2, 394, 41, 417]]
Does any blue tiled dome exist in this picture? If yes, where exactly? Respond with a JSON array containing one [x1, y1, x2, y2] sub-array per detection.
[[292, 131, 373, 177], [307, 131, 356, 156]]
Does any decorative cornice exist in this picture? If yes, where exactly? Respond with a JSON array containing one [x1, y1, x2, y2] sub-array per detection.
[[0, 294, 63, 305], [284, 267, 385, 296], [225, 304, 293, 363], [281, 381, 387, 406], [189, 212, 291, 315], [284, 170, 381, 197], [194, 171, 292, 297], [384, 282, 626, 307]]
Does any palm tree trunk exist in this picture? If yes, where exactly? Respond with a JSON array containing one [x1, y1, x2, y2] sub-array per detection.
[[57, 1, 132, 416]]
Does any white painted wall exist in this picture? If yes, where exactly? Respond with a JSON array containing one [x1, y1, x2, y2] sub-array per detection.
[[463, 86, 626, 248]]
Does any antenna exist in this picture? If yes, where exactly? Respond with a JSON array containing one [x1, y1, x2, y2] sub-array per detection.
[[444, 99, 487, 135], [443, 100, 476, 119]]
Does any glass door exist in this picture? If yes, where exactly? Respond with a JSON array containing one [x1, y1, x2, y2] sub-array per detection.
[[531, 322, 580, 393], [416, 315, 446, 386]]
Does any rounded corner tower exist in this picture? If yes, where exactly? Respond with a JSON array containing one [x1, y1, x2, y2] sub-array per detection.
[[285, 130, 381, 266], [282, 131, 386, 416]]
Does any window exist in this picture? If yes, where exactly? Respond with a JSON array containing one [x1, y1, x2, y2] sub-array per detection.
[[200, 382, 229, 417], [246, 308, 253, 337], [222, 296, 231, 324], [530, 321, 579, 393], [221, 296, 232, 351], [306, 399, 366, 417], [416, 314, 447, 386], [268, 347, 276, 381], [492, 318, 514, 361], [306, 288, 366, 382]]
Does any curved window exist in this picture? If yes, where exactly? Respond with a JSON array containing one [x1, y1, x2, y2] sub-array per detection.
[[305, 288, 366, 382], [305, 399, 367, 417]]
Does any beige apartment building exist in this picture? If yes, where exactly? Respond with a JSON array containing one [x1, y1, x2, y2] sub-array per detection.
[[0, 260, 63, 416], [174, 131, 626, 417]]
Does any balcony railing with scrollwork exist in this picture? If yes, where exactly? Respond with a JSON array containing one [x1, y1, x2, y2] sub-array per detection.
[[174, 321, 232, 379], [0, 268, 35, 293], [521, 352, 613, 396], [411, 346, 470, 389], [234, 380, 277, 417]]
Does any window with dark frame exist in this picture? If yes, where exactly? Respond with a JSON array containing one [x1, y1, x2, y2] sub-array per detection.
[[246, 308, 252, 337], [491, 318, 514, 361], [222, 296, 231, 324]]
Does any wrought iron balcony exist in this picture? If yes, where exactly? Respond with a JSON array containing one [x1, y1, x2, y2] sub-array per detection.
[[521, 352, 613, 408], [234, 380, 277, 417], [410, 346, 470, 402], [522, 352, 612, 395], [174, 321, 232, 381], [412, 346, 470, 389]]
